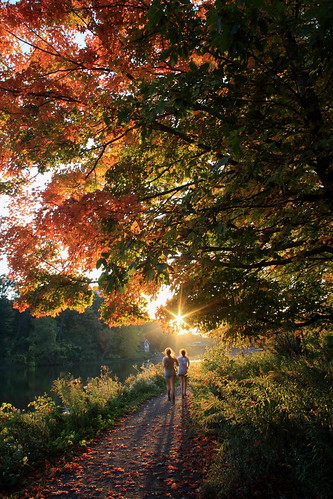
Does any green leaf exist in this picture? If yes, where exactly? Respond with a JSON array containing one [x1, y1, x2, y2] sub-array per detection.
[[156, 262, 168, 273], [103, 112, 111, 127], [169, 52, 178, 68], [96, 258, 107, 270]]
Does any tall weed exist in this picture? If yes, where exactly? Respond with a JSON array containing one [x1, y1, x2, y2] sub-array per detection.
[[124, 361, 165, 394], [52, 366, 123, 416], [190, 344, 333, 498], [0, 363, 165, 492]]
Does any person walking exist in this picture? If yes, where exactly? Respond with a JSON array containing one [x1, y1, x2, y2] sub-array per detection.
[[177, 349, 190, 398], [162, 348, 179, 404]]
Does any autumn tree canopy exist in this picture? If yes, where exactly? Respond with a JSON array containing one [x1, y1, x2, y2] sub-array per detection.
[[0, 0, 332, 337]]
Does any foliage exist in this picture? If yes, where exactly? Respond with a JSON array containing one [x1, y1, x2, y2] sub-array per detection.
[[0, 363, 165, 491], [0, 397, 58, 489], [190, 344, 333, 498], [0, 1, 332, 337], [124, 361, 166, 394], [52, 366, 123, 417], [0, 289, 163, 364]]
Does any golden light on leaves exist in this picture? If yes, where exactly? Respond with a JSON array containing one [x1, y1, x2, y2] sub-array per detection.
[[144, 282, 214, 336], [143, 289, 192, 335], [174, 313, 184, 327], [169, 311, 189, 335], [166, 296, 221, 336], [142, 286, 173, 320]]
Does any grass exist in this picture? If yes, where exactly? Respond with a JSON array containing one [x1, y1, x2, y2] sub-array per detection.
[[189, 343, 333, 498]]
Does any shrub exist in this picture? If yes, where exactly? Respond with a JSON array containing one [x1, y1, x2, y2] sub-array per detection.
[[190, 344, 333, 498], [0, 396, 59, 489], [0, 363, 165, 492], [124, 361, 165, 395], [52, 366, 123, 416]]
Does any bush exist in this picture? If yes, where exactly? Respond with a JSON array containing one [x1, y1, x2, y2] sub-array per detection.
[[124, 361, 165, 395], [52, 366, 123, 416], [190, 343, 333, 498], [0, 396, 59, 489], [0, 363, 165, 492]]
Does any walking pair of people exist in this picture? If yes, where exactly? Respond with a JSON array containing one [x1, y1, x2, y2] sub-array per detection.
[[162, 348, 190, 404]]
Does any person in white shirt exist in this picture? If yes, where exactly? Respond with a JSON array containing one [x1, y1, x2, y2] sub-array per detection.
[[177, 349, 190, 398]]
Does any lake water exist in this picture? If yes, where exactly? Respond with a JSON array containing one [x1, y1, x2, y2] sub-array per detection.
[[0, 358, 160, 409]]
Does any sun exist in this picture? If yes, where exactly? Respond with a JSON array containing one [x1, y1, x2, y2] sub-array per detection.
[[174, 313, 184, 326], [169, 311, 190, 334], [143, 287, 200, 335]]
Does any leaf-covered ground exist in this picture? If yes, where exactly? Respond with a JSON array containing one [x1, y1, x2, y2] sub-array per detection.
[[17, 388, 215, 498]]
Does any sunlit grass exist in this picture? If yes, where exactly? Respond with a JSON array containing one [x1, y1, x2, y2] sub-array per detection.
[[189, 345, 333, 498]]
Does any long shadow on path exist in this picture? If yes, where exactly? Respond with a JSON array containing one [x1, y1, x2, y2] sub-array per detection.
[[19, 388, 213, 498]]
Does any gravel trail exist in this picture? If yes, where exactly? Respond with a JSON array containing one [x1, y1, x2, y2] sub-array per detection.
[[19, 388, 213, 499]]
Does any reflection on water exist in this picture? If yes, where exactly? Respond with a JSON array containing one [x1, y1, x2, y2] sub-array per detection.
[[0, 358, 157, 409]]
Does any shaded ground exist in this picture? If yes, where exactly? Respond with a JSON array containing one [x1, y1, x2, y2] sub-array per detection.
[[17, 388, 214, 498]]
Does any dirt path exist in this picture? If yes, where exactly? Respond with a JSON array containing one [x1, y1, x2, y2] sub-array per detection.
[[19, 388, 213, 499]]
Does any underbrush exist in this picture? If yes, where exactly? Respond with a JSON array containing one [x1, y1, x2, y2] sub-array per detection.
[[190, 344, 333, 498], [0, 363, 165, 492]]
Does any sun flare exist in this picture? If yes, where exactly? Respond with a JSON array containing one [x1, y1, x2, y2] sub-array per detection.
[[143, 288, 204, 335], [174, 313, 184, 326], [168, 310, 190, 334]]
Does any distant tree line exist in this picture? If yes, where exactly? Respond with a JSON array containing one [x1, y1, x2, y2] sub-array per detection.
[[0, 276, 203, 366]]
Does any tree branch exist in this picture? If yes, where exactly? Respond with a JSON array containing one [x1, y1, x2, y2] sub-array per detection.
[[210, 245, 333, 270], [295, 314, 333, 327]]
